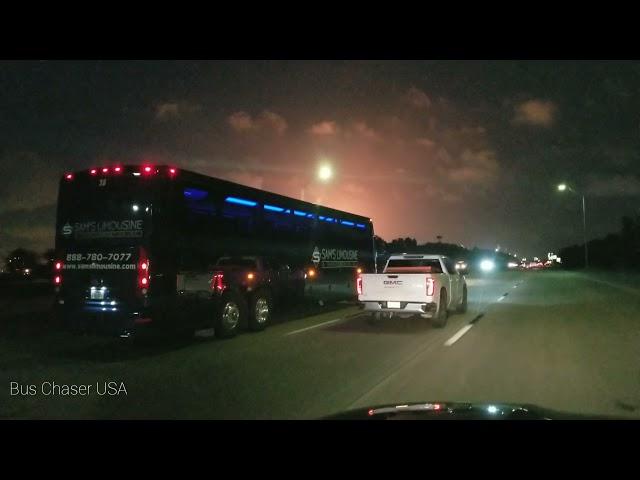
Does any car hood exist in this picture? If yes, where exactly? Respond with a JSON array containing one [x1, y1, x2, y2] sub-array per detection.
[[324, 401, 628, 420]]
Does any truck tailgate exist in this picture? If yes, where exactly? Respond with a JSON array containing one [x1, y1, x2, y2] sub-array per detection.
[[359, 273, 431, 302]]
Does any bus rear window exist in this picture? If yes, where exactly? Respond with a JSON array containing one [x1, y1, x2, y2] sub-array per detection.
[[56, 177, 155, 244]]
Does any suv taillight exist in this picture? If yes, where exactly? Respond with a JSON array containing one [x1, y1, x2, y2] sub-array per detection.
[[356, 275, 363, 295], [426, 278, 435, 296], [138, 248, 150, 290], [211, 271, 226, 292]]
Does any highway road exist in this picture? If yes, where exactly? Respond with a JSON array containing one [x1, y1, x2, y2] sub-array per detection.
[[2, 270, 640, 419]]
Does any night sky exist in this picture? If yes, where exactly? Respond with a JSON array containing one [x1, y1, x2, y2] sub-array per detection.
[[2, 60, 640, 261]]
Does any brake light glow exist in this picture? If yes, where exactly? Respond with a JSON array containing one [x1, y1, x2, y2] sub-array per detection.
[[65, 173, 73, 180], [211, 272, 226, 292], [356, 275, 363, 295], [168, 167, 177, 176], [138, 248, 150, 290], [426, 278, 435, 296], [54, 275, 62, 285], [90, 168, 98, 175], [142, 165, 154, 175], [55, 261, 63, 271], [113, 166, 122, 173], [102, 167, 109, 173]]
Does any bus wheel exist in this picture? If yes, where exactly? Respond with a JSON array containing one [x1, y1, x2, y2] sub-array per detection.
[[249, 290, 272, 332], [216, 293, 245, 338]]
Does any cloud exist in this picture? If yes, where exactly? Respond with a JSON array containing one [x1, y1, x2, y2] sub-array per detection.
[[228, 111, 254, 131], [0, 151, 59, 213], [228, 110, 288, 135], [405, 87, 432, 109], [260, 111, 288, 135], [309, 121, 339, 136], [586, 175, 640, 196], [352, 122, 380, 141], [446, 149, 499, 186], [155, 101, 201, 121], [416, 137, 436, 148], [513, 99, 557, 127]]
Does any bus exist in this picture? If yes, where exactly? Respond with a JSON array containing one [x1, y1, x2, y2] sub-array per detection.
[[54, 164, 376, 338]]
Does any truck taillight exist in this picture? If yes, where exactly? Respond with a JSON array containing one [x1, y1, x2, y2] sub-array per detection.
[[211, 271, 226, 292], [138, 248, 150, 289], [54, 275, 62, 285], [356, 275, 363, 295], [426, 278, 435, 296], [55, 261, 63, 271]]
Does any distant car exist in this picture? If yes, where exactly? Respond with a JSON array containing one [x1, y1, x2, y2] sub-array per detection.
[[356, 254, 467, 328]]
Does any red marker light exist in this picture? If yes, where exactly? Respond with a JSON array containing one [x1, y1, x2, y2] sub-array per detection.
[[90, 169, 98, 175], [54, 276, 62, 285], [169, 167, 177, 175], [55, 262, 62, 270], [141, 277, 148, 285], [65, 173, 74, 180], [143, 166, 152, 174], [114, 166, 122, 173], [102, 167, 109, 173]]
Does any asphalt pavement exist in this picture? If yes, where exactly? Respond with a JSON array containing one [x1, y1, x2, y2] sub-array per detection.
[[2, 270, 640, 419]]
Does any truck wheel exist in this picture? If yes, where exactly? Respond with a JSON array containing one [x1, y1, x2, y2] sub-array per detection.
[[456, 285, 468, 313], [249, 290, 272, 332], [215, 292, 246, 339], [432, 289, 448, 328], [366, 312, 382, 325]]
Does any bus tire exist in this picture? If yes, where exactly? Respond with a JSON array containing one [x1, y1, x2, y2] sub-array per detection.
[[249, 289, 272, 332], [215, 292, 246, 339], [432, 289, 448, 328]]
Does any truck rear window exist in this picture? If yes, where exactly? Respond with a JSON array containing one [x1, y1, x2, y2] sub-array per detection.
[[385, 259, 443, 273], [215, 257, 258, 268]]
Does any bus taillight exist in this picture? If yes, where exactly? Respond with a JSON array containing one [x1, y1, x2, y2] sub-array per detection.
[[356, 275, 363, 295], [138, 249, 150, 290]]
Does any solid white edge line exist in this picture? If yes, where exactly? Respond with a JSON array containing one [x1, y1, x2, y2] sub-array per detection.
[[284, 318, 344, 336], [444, 324, 474, 346]]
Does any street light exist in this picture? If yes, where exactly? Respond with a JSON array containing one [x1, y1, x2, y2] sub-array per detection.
[[301, 163, 334, 201], [318, 164, 333, 182], [557, 183, 588, 269]]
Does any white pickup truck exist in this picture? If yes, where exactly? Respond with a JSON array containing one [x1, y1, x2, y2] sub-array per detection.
[[357, 254, 468, 327]]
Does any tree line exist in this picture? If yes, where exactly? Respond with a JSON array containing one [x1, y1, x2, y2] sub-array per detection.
[[559, 215, 640, 270]]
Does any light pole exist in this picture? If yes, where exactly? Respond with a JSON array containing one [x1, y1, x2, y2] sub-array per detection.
[[302, 163, 333, 201], [557, 183, 588, 269]]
